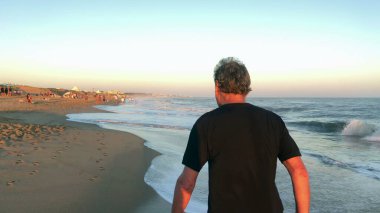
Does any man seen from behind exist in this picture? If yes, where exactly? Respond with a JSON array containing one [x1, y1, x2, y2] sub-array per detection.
[[172, 57, 310, 213]]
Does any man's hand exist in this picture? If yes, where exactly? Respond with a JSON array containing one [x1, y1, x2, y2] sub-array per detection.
[[283, 156, 310, 213], [172, 167, 199, 213]]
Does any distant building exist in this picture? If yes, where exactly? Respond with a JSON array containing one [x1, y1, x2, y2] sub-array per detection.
[[71, 86, 80, 91], [107, 90, 121, 95]]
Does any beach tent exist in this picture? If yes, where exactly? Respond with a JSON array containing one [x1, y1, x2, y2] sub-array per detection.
[[63, 92, 72, 98], [71, 86, 80, 91]]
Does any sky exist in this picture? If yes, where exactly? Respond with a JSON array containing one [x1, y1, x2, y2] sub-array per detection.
[[1, 0, 379, 97]]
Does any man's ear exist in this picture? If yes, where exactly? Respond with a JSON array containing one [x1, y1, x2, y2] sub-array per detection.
[[215, 81, 220, 92]]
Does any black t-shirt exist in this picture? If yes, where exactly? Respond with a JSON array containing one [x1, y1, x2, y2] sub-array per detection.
[[182, 103, 301, 213]]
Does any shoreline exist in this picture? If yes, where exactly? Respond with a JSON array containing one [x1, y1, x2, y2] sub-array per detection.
[[0, 97, 171, 212]]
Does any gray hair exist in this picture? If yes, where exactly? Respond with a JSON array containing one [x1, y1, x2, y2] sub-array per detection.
[[213, 57, 252, 95]]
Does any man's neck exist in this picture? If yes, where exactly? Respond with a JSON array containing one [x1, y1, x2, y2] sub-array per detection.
[[218, 93, 246, 106]]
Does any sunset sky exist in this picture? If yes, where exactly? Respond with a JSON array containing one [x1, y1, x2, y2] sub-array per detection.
[[1, 0, 379, 97]]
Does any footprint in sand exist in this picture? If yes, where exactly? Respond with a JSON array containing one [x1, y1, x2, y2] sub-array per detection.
[[33, 147, 39, 151], [6, 180, 16, 186], [29, 170, 39, 175], [51, 155, 57, 159], [88, 176, 98, 182], [99, 166, 105, 171], [15, 159, 24, 165], [95, 158, 103, 163], [103, 153, 108, 157], [17, 153, 25, 157], [33, 161, 40, 166]]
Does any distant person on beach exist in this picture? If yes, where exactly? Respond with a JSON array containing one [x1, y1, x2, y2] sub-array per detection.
[[96, 94, 101, 103], [26, 93, 32, 103], [172, 57, 310, 213]]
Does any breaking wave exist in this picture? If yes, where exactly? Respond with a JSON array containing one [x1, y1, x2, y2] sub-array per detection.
[[288, 119, 378, 138], [342, 119, 376, 137], [288, 121, 347, 133]]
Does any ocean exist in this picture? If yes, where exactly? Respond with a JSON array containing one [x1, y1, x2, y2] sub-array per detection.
[[67, 97, 380, 213]]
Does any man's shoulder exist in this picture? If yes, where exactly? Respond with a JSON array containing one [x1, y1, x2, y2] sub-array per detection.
[[252, 105, 285, 126], [195, 110, 215, 125], [195, 103, 283, 125], [192, 108, 221, 128], [252, 104, 283, 120]]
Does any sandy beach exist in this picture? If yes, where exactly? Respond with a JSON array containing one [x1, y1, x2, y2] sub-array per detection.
[[0, 95, 171, 212]]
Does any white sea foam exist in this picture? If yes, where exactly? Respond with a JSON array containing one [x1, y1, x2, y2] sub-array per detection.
[[364, 130, 380, 142], [98, 123, 209, 213], [341, 119, 376, 136]]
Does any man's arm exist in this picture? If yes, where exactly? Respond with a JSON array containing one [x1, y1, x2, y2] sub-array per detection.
[[172, 167, 199, 213], [283, 156, 310, 213]]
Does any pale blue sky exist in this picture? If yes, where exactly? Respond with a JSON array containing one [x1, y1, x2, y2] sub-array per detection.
[[1, 0, 379, 96]]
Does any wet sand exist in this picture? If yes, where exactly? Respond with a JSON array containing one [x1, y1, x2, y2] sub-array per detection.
[[0, 97, 171, 212]]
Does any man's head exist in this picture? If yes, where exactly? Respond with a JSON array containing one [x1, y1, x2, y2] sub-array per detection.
[[213, 57, 251, 106]]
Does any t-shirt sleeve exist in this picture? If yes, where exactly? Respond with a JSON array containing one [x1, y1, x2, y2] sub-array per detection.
[[182, 120, 208, 172], [278, 118, 301, 162]]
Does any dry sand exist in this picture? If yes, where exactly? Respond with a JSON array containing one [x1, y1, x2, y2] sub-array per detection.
[[0, 96, 108, 114], [0, 97, 171, 212]]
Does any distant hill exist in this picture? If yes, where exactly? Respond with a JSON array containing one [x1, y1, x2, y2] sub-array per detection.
[[17, 85, 52, 95]]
